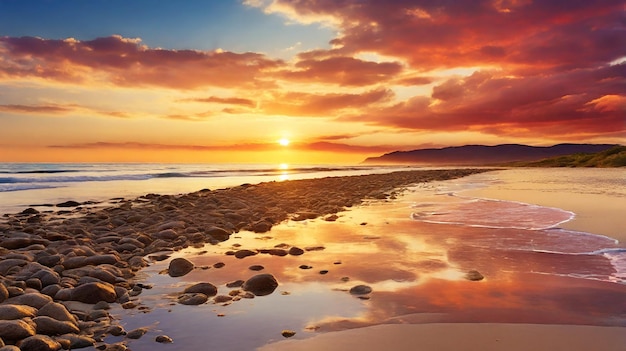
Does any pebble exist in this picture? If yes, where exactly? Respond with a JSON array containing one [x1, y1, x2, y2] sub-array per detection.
[[155, 335, 173, 343]]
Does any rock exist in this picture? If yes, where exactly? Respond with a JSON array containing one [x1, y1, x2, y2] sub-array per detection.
[[226, 280, 244, 288], [126, 327, 148, 339], [349, 285, 372, 295], [107, 325, 126, 336], [242, 274, 278, 296], [155, 335, 173, 343], [168, 258, 194, 277], [0, 305, 37, 320], [0, 346, 20, 351], [234, 249, 258, 259], [154, 229, 179, 240], [57, 335, 95, 349], [37, 302, 77, 324], [250, 221, 272, 233], [183, 283, 217, 297], [6, 292, 52, 308], [0, 284, 8, 303], [178, 293, 208, 305], [56, 200, 81, 207], [281, 330, 296, 338], [249, 265, 264, 271], [21, 208, 39, 215], [213, 295, 232, 303], [213, 262, 225, 268], [0, 319, 36, 340], [71, 282, 117, 304], [18, 335, 61, 351], [465, 270, 484, 281], [299, 265, 313, 270], [206, 226, 231, 241], [288, 247, 304, 256], [34, 316, 80, 335]]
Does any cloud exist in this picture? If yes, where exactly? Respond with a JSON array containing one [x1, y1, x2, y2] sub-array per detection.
[[48, 141, 279, 152], [0, 103, 75, 114], [280, 55, 404, 86], [0, 35, 283, 89], [344, 63, 626, 138], [181, 96, 256, 108], [260, 88, 394, 116], [261, 0, 626, 71]]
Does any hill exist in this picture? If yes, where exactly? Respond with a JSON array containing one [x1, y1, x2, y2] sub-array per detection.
[[362, 144, 619, 165], [505, 145, 626, 167]]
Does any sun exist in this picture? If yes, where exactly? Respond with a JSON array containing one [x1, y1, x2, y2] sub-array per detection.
[[278, 138, 290, 146]]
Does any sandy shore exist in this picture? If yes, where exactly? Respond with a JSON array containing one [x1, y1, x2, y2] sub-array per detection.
[[0, 169, 491, 350], [260, 323, 626, 351]]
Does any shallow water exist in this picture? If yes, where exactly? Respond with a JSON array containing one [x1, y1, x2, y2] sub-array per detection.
[[91, 169, 626, 350]]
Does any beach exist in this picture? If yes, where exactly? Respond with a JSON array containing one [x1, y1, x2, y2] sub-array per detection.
[[0, 167, 624, 351]]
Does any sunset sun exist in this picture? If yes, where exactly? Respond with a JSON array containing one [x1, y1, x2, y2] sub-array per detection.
[[278, 138, 290, 146]]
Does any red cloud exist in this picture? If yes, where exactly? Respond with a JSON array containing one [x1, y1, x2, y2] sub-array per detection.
[[267, 0, 626, 71], [181, 96, 256, 107], [0, 35, 282, 89], [280, 55, 404, 86], [344, 64, 626, 138], [0, 104, 75, 114]]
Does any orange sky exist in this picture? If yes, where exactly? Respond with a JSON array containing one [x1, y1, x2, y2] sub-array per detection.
[[0, 0, 624, 164]]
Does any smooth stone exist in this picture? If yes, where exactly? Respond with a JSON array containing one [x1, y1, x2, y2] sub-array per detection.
[[18, 335, 61, 351], [155, 335, 173, 343], [281, 330, 296, 338], [126, 327, 148, 339], [206, 226, 231, 241], [249, 265, 264, 271], [183, 283, 217, 297], [70, 282, 117, 304], [213, 295, 233, 303], [37, 302, 77, 324], [168, 258, 194, 277], [178, 293, 208, 305], [466, 270, 485, 281], [0, 284, 8, 303], [56, 200, 81, 207], [234, 250, 258, 259], [33, 316, 80, 335], [349, 285, 372, 295], [107, 325, 126, 336], [0, 319, 36, 340], [5, 292, 52, 309], [242, 274, 278, 296], [57, 335, 95, 349], [0, 305, 37, 320], [0, 346, 20, 351], [288, 247, 304, 256], [225, 280, 244, 288]]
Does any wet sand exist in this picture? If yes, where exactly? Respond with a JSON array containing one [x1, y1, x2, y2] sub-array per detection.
[[260, 323, 626, 351]]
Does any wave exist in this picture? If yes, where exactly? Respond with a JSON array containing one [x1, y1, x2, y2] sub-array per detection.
[[0, 184, 62, 192], [0, 170, 82, 174]]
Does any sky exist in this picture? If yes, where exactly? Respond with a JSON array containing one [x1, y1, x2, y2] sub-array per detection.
[[0, 0, 624, 164]]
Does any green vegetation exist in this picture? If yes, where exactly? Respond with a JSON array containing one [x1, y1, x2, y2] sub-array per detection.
[[507, 145, 626, 167]]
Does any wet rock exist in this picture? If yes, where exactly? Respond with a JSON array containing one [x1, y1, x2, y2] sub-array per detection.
[[242, 274, 278, 296], [281, 330, 296, 338], [206, 226, 231, 241], [183, 282, 217, 297], [249, 265, 264, 271], [213, 295, 232, 303], [250, 221, 272, 233], [168, 258, 194, 277], [57, 200, 81, 207], [226, 280, 244, 288], [155, 335, 173, 343], [288, 247, 304, 256], [465, 270, 484, 281], [126, 327, 148, 339], [34, 316, 80, 335], [37, 302, 77, 324], [0, 319, 36, 339], [18, 335, 61, 351], [0, 346, 20, 351], [234, 250, 257, 259], [349, 285, 372, 295], [0, 305, 37, 320], [213, 262, 225, 268], [0, 284, 8, 303], [71, 282, 117, 304], [57, 335, 95, 349], [299, 265, 313, 270], [178, 293, 208, 305], [107, 325, 126, 336], [6, 292, 52, 308]]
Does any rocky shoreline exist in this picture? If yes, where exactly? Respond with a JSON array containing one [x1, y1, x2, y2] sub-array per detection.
[[0, 169, 491, 351]]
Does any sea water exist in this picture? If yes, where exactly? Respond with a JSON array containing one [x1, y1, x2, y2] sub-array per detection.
[[409, 168, 626, 284], [0, 163, 415, 216]]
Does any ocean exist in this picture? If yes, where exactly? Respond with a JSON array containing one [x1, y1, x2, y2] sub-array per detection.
[[0, 163, 415, 216]]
